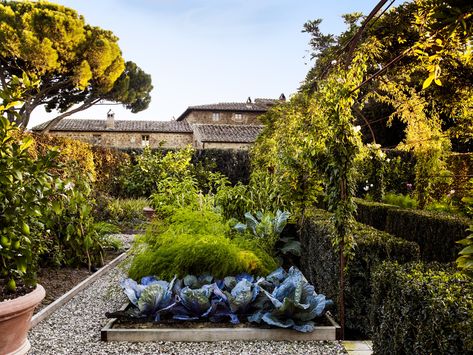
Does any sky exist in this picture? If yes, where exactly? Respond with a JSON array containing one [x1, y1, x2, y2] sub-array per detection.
[[29, 0, 381, 128]]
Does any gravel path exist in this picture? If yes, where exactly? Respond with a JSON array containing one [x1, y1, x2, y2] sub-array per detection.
[[29, 259, 347, 355]]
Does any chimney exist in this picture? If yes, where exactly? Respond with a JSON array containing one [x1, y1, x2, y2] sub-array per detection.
[[279, 93, 286, 101], [106, 109, 115, 129]]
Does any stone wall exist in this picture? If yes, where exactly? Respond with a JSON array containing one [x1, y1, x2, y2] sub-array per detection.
[[49, 131, 193, 149], [184, 111, 263, 125]]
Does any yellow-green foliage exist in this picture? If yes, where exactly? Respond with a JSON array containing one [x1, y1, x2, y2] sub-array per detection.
[[32, 133, 96, 181], [128, 208, 277, 280], [92, 146, 130, 195]]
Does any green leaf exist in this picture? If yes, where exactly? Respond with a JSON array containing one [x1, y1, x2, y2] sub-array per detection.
[[459, 245, 473, 255], [19, 136, 33, 152]]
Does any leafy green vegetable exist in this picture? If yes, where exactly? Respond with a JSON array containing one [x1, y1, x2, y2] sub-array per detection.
[[111, 267, 332, 333], [252, 267, 333, 332]]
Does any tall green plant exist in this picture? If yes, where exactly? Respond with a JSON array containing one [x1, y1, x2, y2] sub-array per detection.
[[120, 146, 194, 197], [251, 93, 326, 223], [42, 173, 104, 269], [0, 119, 58, 292], [0, 75, 59, 292]]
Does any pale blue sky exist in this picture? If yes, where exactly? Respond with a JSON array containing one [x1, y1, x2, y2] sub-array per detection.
[[30, 0, 382, 127]]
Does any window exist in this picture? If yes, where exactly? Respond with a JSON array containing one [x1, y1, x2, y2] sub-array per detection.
[[92, 134, 102, 145], [141, 134, 150, 147], [212, 112, 220, 121], [233, 113, 243, 121]]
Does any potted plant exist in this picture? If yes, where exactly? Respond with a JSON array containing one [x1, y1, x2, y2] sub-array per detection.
[[0, 88, 57, 354]]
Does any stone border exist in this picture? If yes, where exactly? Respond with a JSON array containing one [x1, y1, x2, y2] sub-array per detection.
[[101, 311, 340, 342], [31, 252, 127, 328]]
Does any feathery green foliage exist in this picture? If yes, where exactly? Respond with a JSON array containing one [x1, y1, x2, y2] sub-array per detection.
[[128, 208, 277, 280]]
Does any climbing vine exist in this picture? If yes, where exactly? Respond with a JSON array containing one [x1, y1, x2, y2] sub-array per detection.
[[373, 79, 452, 208]]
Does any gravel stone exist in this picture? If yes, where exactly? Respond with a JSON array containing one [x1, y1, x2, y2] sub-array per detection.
[[29, 262, 347, 355], [108, 233, 136, 250]]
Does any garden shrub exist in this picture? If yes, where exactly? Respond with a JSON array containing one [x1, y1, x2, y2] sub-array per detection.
[[32, 133, 96, 182], [0, 118, 58, 292], [31, 134, 107, 269], [120, 147, 251, 186], [40, 174, 105, 269], [383, 150, 416, 195], [355, 198, 470, 262], [128, 208, 277, 280], [102, 198, 149, 232], [92, 146, 130, 196], [371, 262, 473, 355], [215, 170, 292, 221], [119, 146, 195, 198], [192, 148, 251, 185], [299, 208, 420, 336]]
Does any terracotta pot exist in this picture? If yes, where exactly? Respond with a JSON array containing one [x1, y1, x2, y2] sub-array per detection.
[[0, 284, 45, 355], [143, 206, 156, 221]]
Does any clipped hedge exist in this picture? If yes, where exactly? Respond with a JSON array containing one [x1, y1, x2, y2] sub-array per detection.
[[192, 148, 250, 185], [355, 198, 470, 262], [371, 262, 473, 355], [300, 208, 419, 336]]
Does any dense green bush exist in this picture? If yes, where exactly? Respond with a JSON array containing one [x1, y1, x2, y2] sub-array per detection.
[[114, 147, 250, 197], [33, 136, 106, 269], [300, 208, 420, 336], [385, 206, 469, 263], [119, 146, 195, 198], [371, 262, 473, 355], [383, 150, 416, 195], [41, 174, 105, 269], [0, 118, 58, 292], [215, 170, 292, 221], [92, 146, 130, 196], [128, 208, 278, 280], [192, 148, 251, 185], [355, 198, 470, 262]]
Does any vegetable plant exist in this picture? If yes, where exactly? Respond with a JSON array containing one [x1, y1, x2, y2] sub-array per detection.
[[251, 267, 333, 332], [110, 267, 332, 333], [234, 210, 299, 259], [128, 207, 278, 280]]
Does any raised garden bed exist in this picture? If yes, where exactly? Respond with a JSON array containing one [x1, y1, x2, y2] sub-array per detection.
[[101, 308, 340, 342], [31, 252, 127, 328]]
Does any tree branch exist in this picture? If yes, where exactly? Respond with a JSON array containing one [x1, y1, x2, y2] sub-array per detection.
[[39, 98, 101, 134], [349, 47, 412, 94], [353, 104, 376, 144], [344, 0, 391, 68]]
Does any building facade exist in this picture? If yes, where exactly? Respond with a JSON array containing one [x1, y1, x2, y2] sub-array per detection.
[[32, 96, 285, 149]]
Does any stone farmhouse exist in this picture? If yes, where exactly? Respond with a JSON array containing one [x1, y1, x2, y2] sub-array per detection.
[[32, 96, 285, 150]]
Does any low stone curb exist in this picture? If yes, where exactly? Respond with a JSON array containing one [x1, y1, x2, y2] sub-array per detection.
[[31, 252, 128, 328]]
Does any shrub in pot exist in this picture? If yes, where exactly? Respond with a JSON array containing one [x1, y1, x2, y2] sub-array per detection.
[[0, 116, 58, 354]]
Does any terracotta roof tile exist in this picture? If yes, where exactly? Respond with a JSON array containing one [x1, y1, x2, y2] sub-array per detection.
[[193, 124, 264, 143], [31, 119, 193, 133], [176, 100, 280, 121]]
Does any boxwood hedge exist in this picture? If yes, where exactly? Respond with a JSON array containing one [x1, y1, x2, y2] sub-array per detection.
[[355, 199, 470, 263], [371, 262, 473, 355], [299, 208, 420, 336]]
